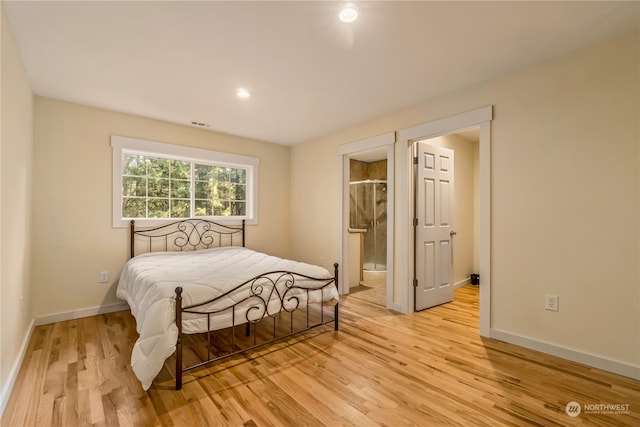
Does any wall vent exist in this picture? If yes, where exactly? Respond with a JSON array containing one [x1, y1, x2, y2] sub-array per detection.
[[190, 121, 211, 127]]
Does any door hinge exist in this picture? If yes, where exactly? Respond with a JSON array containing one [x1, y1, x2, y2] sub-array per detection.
[[413, 217, 418, 226], [413, 278, 418, 288], [413, 156, 418, 165]]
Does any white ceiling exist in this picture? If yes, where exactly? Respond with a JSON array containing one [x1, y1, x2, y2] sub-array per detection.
[[4, 1, 638, 146]]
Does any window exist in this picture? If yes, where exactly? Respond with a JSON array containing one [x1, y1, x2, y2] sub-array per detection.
[[112, 135, 258, 227]]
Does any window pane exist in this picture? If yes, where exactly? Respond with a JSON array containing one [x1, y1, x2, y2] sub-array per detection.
[[171, 160, 190, 180], [230, 201, 246, 216], [213, 200, 230, 216], [195, 164, 212, 181], [195, 200, 212, 216], [229, 168, 246, 184], [122, 176, 146, 197], [148, 199, 169, 218], [195, 181, 211, 199], [231, 183, 246, 201], [148, 158, 169, 178], [171, 180, 190, 198], [213, 167, 229, 182], [171, 199, 190, 218], [123, 197, 145, 218], [214, 183, 231, 200], [122, 154, 147, 176], [148, 178, 169, 197]]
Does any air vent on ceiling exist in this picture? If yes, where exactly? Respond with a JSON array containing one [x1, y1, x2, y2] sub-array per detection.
[[190, 121, 210, 128]]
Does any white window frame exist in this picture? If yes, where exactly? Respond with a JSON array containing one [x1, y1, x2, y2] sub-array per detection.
[[111, 135, 259, 228]]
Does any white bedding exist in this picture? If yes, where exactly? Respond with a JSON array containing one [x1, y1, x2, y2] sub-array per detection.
[[117, 246, 339, 390]]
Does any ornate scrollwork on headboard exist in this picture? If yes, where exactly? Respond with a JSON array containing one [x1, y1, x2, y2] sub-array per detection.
[[130, 219, 245, 258]]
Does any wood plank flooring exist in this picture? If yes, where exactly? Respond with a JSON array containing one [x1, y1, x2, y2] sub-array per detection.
[[3, 286, 639, 426]]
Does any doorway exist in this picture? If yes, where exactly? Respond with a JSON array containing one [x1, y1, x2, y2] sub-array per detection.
[[337, 132, 395, 310], [396, 105, 492, 336], [349, 159, 388, 306]]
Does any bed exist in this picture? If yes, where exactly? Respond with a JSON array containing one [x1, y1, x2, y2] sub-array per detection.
[[116, 219, 339, 390]]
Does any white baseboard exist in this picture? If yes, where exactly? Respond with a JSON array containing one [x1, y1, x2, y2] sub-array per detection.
[[0, 318, 35, 418], [453, 277, 472, 290], [490, 328, 640, 380], [34, 302, 129, 326], [386, 301, 403, 312]]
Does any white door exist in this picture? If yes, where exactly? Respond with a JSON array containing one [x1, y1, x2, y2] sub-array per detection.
[[415, 142, 455, 311]]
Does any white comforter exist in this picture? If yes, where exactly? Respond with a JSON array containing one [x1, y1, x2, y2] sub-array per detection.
[[117, 246, 339, 390]]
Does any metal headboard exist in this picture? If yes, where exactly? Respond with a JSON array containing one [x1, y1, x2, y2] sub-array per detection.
[[130, 219, 245, 258]]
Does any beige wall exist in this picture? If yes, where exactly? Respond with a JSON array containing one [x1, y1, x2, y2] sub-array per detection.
[[423, 134, 478, 285], [290, 135, 342, 271], [1, 4, 34, 401], [31, 97, 292, 318], [291, 32, 639, 370]]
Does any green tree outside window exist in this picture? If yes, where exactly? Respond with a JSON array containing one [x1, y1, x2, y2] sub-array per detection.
[[122, 154, 247, 219]]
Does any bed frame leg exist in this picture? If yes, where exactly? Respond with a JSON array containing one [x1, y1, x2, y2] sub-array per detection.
[[245, 322, 250, 337], [175, 287, 183, 390]]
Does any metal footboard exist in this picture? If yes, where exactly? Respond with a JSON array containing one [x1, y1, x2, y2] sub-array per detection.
[[174, 263, 339, 390]]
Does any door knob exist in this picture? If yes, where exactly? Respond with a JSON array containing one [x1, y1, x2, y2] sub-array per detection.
[[450, 231, 457, 236]]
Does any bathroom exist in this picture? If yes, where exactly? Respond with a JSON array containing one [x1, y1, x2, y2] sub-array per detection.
[[348, 158, 387, 306]]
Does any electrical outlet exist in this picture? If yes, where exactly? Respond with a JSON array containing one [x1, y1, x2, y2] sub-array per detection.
[[99, 271, 109, 283], [545, 294, 559, 311]]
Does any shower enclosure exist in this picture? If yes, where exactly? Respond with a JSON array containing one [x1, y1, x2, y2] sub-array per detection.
[[349, 180, 387, 271]]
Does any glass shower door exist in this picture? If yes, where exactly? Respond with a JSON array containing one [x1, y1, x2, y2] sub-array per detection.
[[373, 182, 387, 270], [361, 181, 386, 271], [350, 180, 387, 271]]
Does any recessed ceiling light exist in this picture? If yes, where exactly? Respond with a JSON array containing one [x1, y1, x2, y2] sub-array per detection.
[[236, 88, 251, 99], [339, 6, 358, 23]]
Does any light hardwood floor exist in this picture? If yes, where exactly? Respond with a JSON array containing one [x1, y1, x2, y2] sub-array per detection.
[[3, 286, 639, 426]]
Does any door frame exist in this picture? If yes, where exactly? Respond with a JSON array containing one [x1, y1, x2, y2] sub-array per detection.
[[396, 106, 492, 336], [337, 132, 397, 310]]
